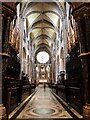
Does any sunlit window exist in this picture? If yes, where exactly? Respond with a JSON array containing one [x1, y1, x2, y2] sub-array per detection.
[[37, 51, 49, 63]]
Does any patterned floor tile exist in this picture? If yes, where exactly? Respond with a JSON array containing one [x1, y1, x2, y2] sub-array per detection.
[[16, 86, 72, 119]]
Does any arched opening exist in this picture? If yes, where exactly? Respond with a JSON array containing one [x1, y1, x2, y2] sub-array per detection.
[[35, 50, 51, 84], [2, 2, 89, 119]]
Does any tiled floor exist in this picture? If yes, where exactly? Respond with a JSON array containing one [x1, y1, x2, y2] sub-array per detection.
[[16, 85, 73, 119]]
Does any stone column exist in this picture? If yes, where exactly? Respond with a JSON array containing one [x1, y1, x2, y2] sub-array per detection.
[[71, 3, 90, 119], [44, 65, 46, 79], [51, 63, 54, 84], [1, 9, 10, 120], [2, 15, 11, 120], [1, 2, 16, 119], [0, 3, 6, 119]]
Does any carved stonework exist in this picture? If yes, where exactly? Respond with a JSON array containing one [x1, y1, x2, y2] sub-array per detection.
[[71, 3, 90, 21], [9, 22, 20, 53], [83, 104, 90, 118], [70, 2, 90, 119], [0, 104, 6, 120], [2, 2, 16, 19], [2, 2, 18, 119]]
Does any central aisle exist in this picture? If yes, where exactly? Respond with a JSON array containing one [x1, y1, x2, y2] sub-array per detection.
[[17, 85, 72, 119]]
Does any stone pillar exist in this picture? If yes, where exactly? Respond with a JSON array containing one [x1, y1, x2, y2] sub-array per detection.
[[52, 69, 53, 84], [2, 15, 11, 120], [45, 65, 46, 79], [1, 2, 16, 119], [0, 3, 6, 120], [1, 6, 11, 120], [71, 3, 90, 119]]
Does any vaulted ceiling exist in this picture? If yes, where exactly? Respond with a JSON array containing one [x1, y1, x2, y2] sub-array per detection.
[[21, 2, 65, 52]]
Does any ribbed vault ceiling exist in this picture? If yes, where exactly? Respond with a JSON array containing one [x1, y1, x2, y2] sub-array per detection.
[[21, 2, 65, 52]]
